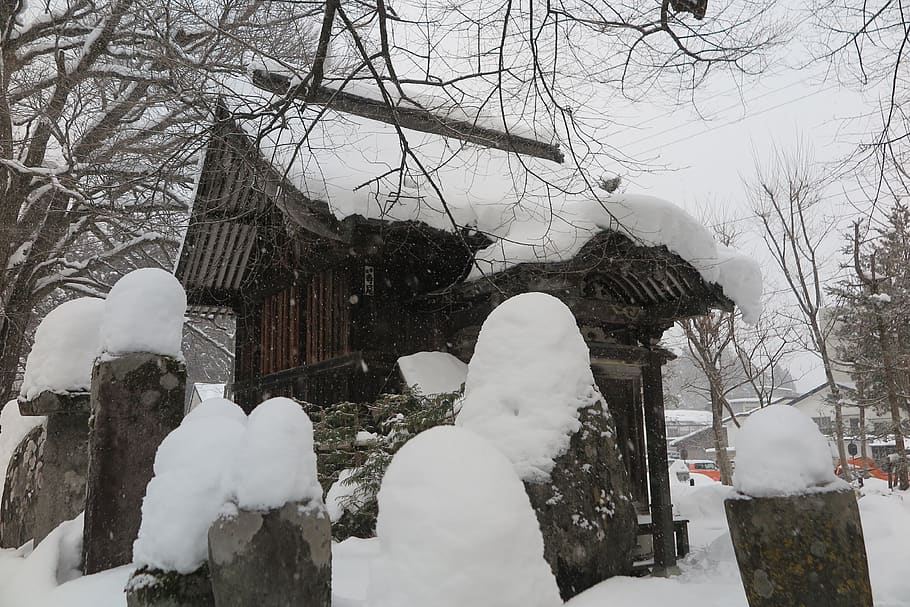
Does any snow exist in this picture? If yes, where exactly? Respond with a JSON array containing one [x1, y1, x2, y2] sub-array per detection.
[[665, 409, 714, 424], [733, 404, 846, 497], [397, 351, 467, 395], [221, 79, 762, 323], [133, 399, 247, 574], [6, 479, 910, 606], [326, 468, 360, 523], [232, 397, 323, 511], [456, 292, 597, 482], [19, 298, 104, 400], [0, 400, 45, 503], [99, 268, 186, 358], [369, 425, 561, 607]]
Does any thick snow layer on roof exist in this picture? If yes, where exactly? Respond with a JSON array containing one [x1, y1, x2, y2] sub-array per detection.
[[734, 404, 847, 497], [665, 409, 714, 424], [100, 268, 186, 358], [370, 426, 561, 607], [397, 352, 467, 395], [20, 298, 104, 400], [222, 80, 761, 322], [231, 397, 323, 510], [456, 292, 598, 482], [133, 399, 247, 573], [0, 400, 46, 502]]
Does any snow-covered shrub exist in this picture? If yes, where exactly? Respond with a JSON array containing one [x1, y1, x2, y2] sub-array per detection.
[[20, 297, 104, 400], [313, 389, 458, 540], [734, 404, 845, 497], [456, 291, 599, 482], [99, 268, 186, 358], [369, 425, 562, 607]]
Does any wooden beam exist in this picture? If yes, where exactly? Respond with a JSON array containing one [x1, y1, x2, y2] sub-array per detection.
[[642, 349, 676, 573], [250, 70, 565, 164]]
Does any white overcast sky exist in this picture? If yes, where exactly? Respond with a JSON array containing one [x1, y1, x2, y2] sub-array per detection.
[[597, 48, 882, 390]]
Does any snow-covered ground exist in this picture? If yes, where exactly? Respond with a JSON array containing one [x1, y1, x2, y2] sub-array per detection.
[[2, 478, 908, 606]]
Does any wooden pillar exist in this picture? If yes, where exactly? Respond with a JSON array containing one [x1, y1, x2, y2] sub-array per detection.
[[642, 350, 676, 572]]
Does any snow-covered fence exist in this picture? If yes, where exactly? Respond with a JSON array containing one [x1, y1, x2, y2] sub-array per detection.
[[456, 293, 636, 599], [83, 269, 188, 574], [724, 405, 873, 606]]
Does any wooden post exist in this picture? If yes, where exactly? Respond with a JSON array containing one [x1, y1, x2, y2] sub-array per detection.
[[642, 350, 676, 572]]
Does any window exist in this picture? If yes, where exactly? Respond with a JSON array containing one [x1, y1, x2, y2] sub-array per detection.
[[305, 268, 350, 364], [260, 285, 301, 375], [813, 417, 834, 435]]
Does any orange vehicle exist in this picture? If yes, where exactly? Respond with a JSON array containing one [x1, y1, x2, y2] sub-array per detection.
[[687, 460, 722, 481], [835, 457, 888, 481]]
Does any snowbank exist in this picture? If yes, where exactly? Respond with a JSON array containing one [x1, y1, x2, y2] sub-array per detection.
[[99, 268, 186, 358], [397, 351, 467, 395], [456, 292, 596, 482], [222, 80, 762, 323], [369, 426, 561, 607], [232, 397, 322, 510], [734, 404, 845, 497], [0, 400, 45, 501], [133, 399, 247, 574], [20, 298, 104, 400]]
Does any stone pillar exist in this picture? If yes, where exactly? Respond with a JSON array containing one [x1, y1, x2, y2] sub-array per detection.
[[642, 351, 675, 573], [16, 391, 90, 546], [0, 423, 45, 548], [126, 566, 215, 607], [523, 399, 637, 600], [83, 353, 186, 574], [725, 489, 873, 607], [207, 500, 331, 607]]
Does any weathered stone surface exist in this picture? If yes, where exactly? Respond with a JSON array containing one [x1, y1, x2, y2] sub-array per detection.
[[524, 399, 637, 600], [126, 566, 215, 607], [208, 500, 331, 607], [18, 392, 90, 546], [0, 423, 45, 548], [725, 489, 873, 607], [83, 353, 186, 574]]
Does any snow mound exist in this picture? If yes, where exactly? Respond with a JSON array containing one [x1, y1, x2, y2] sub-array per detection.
[[369, 426, 561, 607], [0, 400, 46, 500], [456, 292, 596, 481], [232, 397, 322, 510], [397, 351, 467, 395], [734, 404, 845, 497], [20, 298, 104, 400], [99, 268, 186, 358], [134, 399, 247, 573], [183, 397, 248, 426]]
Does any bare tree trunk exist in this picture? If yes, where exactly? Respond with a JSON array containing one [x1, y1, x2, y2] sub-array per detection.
[[874, 319, 909, 490], [709, 383, 734, 485]]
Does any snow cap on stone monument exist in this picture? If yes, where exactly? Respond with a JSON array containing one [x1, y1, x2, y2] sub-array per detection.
[[456, 291, 598, 482], [99, 268, 187, 357], [20, 297, 105, 400]]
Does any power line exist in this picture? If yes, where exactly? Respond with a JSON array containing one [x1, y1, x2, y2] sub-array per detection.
[[628, 83, 842, 159]]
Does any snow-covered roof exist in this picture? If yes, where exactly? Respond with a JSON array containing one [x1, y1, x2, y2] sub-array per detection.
[[186, 77, 763, 322]]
